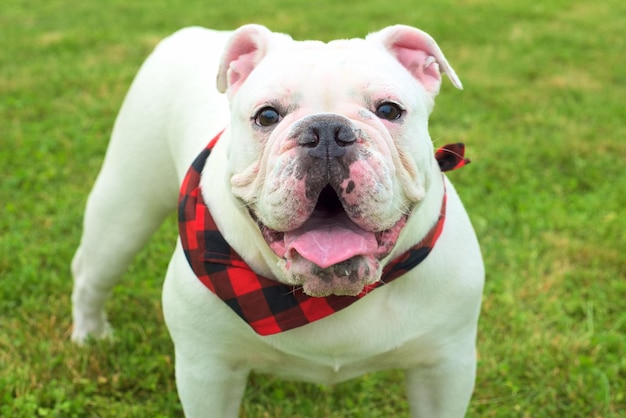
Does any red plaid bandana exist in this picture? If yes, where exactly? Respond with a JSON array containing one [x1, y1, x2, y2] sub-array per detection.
[[178, 133, 469, 335]]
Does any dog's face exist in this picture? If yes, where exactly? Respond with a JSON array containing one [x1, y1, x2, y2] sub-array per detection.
[[216, 25, 462, 297]]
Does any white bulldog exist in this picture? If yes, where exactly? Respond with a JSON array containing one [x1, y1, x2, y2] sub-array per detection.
[[71, 24, 484, 417]]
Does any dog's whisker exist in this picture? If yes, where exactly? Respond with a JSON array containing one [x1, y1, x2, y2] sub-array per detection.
[[235, 198, 256, 210], [431, 136, 445, 146], [396, 201, 412, 216], [439, 147, 465, 159], [284, 285, 303, 296]]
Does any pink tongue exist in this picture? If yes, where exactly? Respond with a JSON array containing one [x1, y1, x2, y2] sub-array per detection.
[[284, 213, 378, 268]]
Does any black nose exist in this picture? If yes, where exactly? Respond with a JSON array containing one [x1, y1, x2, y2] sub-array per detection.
[[298, 115, 356, 159]]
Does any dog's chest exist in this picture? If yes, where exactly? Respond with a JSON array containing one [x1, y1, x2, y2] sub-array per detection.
[[240, 287, 444, 384], [249, 335, 430, 384]]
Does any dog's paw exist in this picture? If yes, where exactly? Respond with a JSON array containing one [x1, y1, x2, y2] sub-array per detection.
[[71, 315, 114, 345]]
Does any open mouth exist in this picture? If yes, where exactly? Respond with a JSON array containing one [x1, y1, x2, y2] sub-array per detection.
[[258, 185, 407, 268]]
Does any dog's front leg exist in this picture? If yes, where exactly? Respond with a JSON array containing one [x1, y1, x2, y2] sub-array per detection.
[[404, 346, 477, 418], [175, 356, 249, 418], [163, 249, 253, 417], [71, 164, 177, 343]]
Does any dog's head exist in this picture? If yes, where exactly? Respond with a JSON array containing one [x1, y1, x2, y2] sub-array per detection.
[[216, 24, 462, 297]]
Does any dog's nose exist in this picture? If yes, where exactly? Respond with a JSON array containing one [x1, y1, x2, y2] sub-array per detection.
[[298, 116, 356, 159]]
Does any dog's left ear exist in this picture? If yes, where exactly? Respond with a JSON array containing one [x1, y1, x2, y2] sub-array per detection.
[[217, 24, 292, 97], [367, 25, 463, 96]]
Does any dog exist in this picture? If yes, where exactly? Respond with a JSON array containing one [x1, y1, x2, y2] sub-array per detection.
[[71, 24, 484, 417]]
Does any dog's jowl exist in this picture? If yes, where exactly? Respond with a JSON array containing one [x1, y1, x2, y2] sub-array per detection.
[[71, 24, 484, 417]]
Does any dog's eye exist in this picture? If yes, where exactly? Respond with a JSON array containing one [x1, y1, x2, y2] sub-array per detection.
[[375, 102, 403, 121], [254, 107, 282, 127]]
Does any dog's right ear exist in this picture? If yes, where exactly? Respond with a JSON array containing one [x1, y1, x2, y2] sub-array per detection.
[[217, 24, 291, 97]]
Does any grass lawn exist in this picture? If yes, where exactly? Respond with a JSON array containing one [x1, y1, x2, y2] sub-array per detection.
[[1, 0, 624, 416]]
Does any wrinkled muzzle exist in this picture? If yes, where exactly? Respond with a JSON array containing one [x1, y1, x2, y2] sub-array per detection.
[[253, 114, 408, 297]]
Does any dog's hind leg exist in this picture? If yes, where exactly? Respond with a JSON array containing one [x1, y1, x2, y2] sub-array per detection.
[[70, 171, 176, 342], [70, 53, 180, 342], [70, 140, 178, 341], [70, 28, 231, 342], [404, 340, 478, 417]]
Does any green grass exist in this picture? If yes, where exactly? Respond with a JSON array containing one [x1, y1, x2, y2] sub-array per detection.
[[1, 0, 625, 416]]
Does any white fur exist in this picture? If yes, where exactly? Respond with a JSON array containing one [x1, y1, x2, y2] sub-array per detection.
[[72, 25, 484, 417]]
